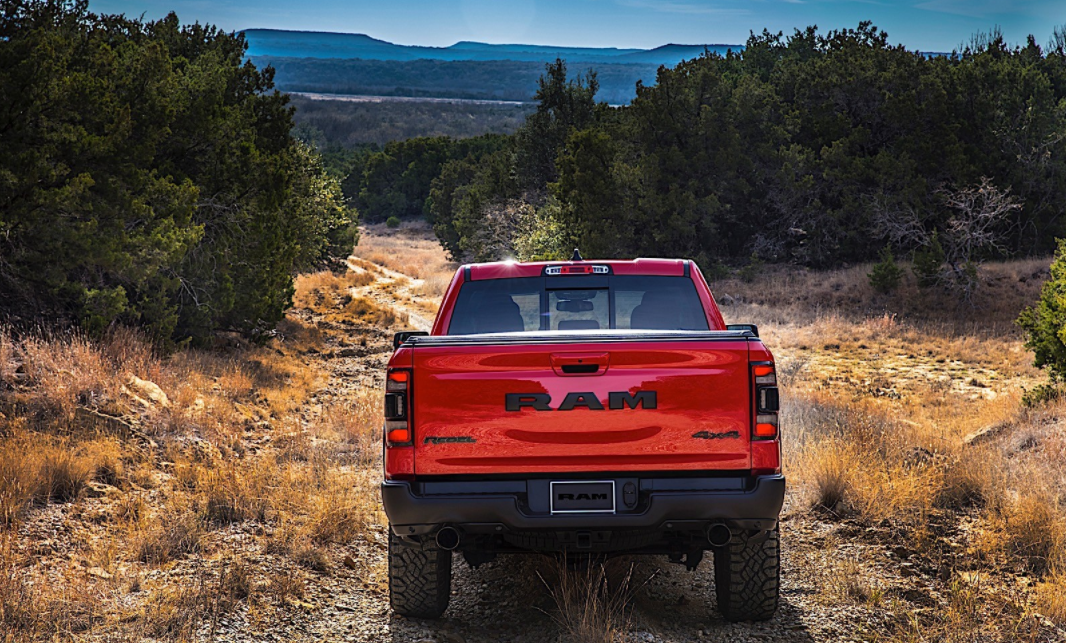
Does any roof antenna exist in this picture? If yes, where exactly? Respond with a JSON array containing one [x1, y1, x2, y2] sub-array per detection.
[[571, 248, 583, 262]]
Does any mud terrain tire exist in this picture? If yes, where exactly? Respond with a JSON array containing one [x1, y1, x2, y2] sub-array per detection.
[[713, 526, 780, 622], [388, 530, 452, 618]]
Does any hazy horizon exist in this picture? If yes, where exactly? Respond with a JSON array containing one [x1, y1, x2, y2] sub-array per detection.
[[241, 28, 733, 50], [87, 0, 1063, 54]]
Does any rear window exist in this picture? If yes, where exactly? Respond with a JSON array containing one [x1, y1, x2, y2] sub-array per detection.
[[447, 275, 709, 334]]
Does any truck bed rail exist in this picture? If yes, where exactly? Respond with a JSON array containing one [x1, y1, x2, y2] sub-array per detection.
[[401, 329, 756, 348]]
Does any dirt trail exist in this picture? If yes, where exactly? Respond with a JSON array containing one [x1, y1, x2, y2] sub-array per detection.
[[347, 256, 434, 332]]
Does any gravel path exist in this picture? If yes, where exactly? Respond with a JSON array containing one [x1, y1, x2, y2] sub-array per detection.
[[208, 512, 852, 643]]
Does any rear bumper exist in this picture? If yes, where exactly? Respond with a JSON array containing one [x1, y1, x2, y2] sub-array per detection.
[[381, 474, 784, 544]]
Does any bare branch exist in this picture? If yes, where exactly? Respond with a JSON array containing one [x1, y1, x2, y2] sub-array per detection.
[[937, 177, 1021, 264]]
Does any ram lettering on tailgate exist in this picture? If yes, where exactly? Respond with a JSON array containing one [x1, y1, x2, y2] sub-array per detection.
[[505, 390, 657, 411]]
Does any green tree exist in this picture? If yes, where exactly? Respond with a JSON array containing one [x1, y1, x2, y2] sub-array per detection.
[[515, 59, 601, 190], [513, 199, 571, 261], [868, 246, 904, 294], [1018, 240, 1066, 382], [551, 128, 629, 258], [350, 134, 508, 222], [417, 23, 1066, 269], [450, 150, 522, 261], [428, 156, 481, 259], [0, 1, 354, 343], [356, 137, 454, 221], [912, 231, 946, 288]]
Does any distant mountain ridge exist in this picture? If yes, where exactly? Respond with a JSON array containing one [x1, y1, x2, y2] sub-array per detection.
[[242, 29, 739, 66]]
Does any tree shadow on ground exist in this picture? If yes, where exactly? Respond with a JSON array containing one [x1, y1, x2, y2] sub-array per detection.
[[388, 552, 816, 643]]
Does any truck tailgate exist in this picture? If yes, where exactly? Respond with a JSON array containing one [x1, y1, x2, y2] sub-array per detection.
[[407, 332, 752, 475]]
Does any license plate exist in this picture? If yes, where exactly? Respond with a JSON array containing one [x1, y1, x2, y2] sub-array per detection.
[[550, 480, 616, 514]]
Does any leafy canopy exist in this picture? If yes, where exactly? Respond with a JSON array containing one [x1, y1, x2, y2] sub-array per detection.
[[0, 1, 357, 343], [417, 23, 1066, 270]]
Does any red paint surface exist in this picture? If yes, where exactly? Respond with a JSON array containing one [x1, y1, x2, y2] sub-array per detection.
[[387, 259, 777, 479]]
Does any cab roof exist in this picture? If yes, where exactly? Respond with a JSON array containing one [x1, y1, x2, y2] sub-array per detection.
[[465, 258, 691, 281]]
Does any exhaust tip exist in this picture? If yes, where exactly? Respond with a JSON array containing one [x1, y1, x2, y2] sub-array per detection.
[[707, 523, 732, 547], [435, 526, 461, 551]]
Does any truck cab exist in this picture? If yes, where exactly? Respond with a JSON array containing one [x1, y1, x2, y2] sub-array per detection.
[[381, 257, 783, 622]]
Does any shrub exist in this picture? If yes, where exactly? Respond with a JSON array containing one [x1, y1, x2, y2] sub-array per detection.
[[385, 216, 401, 229], [702, 260, 732, 282], [1019, 239, 1066, 382], [868, 245, 904, 294], [1022, 383, 1063, 407], [738, 253, 765, 284], [808, 440, 855, 514], [134, 505, 205, 564], [1036, 568, 1066, 625], [997, 492, 1064, 573], [912, 231, 946, 288]]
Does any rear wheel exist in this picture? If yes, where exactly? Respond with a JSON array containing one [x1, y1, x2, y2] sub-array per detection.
[[388, 529, 452, 618], [713, 527, 780, 622]]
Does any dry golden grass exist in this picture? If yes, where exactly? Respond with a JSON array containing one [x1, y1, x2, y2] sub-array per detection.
[[540, 559, 640, 643], [162, 448, 381, 550], [712, 256, 1050, 332], [315, 388, 382, 467], [978, 490, 1066, 573], [0, 433, 129, 526], [0, 255, 385, 640], [335, 296, 402, 328], [196, 459, 274, 525], [266, 567, 306, 604], [750, 260, 1047, 538], [745, 257, 1066, 643], [693, 259, 1056, 641], [293, 269, 374, 312], [789, 350, 1034, 534], [351, 221, 458, 320], [132, 501, 205, 565], [805, 439, 857, 514], [1035, 568, 1066, 625], [411, 271, 455, 300], [140, 575, 213, 639], [825, 554, 880, 605], [0, 534, 101, 639], [352, 221, 456, 283], [789, 379, 1065, 578]]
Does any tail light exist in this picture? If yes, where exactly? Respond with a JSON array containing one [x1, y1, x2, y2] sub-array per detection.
[[751, 362, 779, 439], [750, 361, 781, 475], [385, 369, 412, 446]]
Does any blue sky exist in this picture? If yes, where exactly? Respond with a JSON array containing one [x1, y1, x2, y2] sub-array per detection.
[[88, 0, 1064, 52]]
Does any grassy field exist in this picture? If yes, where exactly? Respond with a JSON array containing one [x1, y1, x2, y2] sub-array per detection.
[[0, 274, 401, 640], [1, 225, 1064, 641], [715, 259, 1066, 639]]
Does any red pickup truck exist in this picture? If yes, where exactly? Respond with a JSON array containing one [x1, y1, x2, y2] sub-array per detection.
[[381, 257, 783, 622]]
